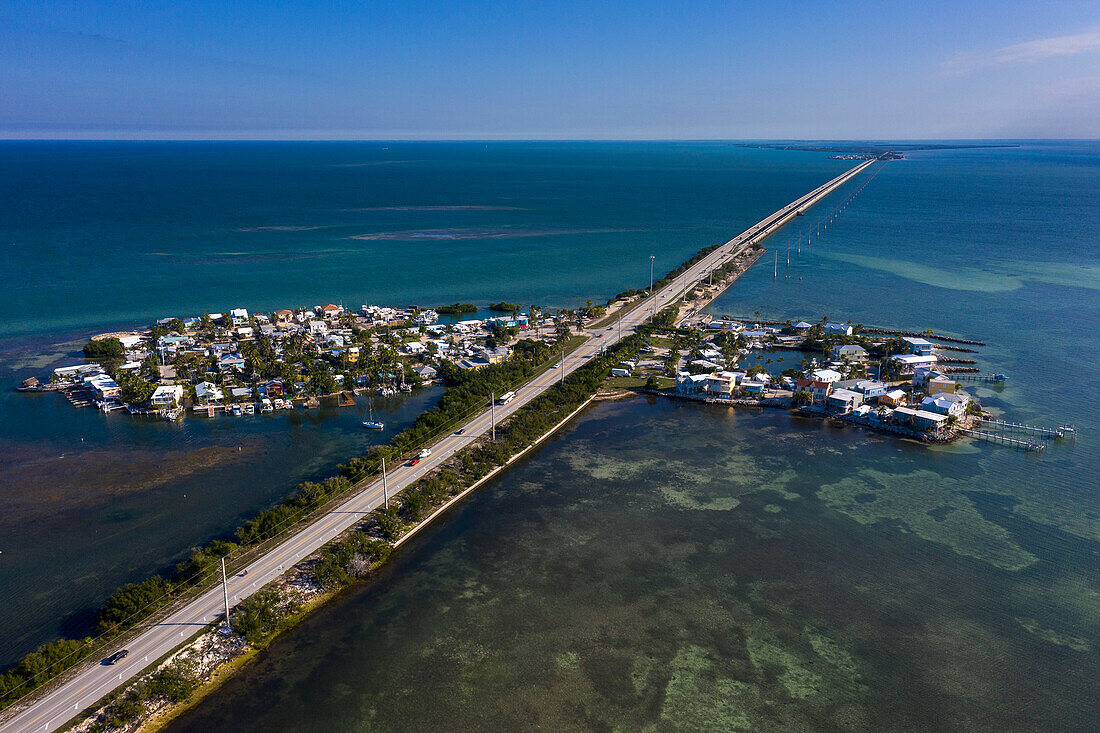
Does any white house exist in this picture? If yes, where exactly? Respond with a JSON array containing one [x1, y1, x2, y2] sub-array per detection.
[[150, 384, 184, 407], [610, 368, 631, 377], [824, 322, 853, 336], [195, 381, 224, 404], [826, 388, 863, 412], [810, 368, 842, 383], [229, 308, 249, 326], [891, 354, 938, 372], [308, 320, 328, 336]]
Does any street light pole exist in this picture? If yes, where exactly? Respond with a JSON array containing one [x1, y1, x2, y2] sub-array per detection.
[[650, 255, 656, 318], [221, 558, 231, 634], [490, 393, 496, 442], [382, 456, 388, 508]]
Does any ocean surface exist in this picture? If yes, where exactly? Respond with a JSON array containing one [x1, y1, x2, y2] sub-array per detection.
[[3, 142, 1099, 729], [161, 141, 1099, 732], [0, 142, 849, 665]]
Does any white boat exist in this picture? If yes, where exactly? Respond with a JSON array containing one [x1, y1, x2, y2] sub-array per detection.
[[243, 403, 255, 415], [260, 398, 273, 413], [362, 421, 384, 430], [231, 404, 242, 416]]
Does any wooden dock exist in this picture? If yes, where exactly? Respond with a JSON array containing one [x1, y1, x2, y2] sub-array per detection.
[[959, 428, 1045, 453], [979, 418, 1076, 439]]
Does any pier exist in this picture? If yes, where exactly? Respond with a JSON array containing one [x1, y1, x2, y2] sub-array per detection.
[[959, 427, 1046, 453], [952, 373, 1008, 383], [979, 418, 1076, 440]]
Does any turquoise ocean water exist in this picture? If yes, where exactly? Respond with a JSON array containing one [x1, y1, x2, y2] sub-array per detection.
[[3, 143, 1098, 728]]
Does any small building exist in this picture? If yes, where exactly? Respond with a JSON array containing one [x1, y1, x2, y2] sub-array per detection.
[[830, 344, 867, 361], [792, 320, 814, 331], [308, 320, 328, 336], [676, 372, 708, 394], [880, 389, 907, 407], [921, 392, 969, 417], [705, 371, 740, 398], [827, 388, 863, 413], [927, 376, 957, 395], [229, 308, 249, 326], [273, 309, 294, 322], [229, 387, 252, 402], [741, 378, 768, 395], [195, 381, 224, 404], [810, 368, 842, 383], [890, 354, 938, 372], [236, 327, 254, 339], [902, 337, 934, 356], [824, 322, 854, 336], [893, 406, 949, 430], [150, 384, 184, 407], [611, 368, 631, 377], [118, 335, 144, 349], [321, 304, 342, 318], [413, 365, 438, 380], [218, 354, 246, 372], [85, 374, 121, 400]]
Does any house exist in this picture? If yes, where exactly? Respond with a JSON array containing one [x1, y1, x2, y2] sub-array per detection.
[[830, 344, 867, 361], [273, 309, 294, 322], [810, 368, 842, 383], [218, 354, 246, 372], [479, 346, 512, 364], [118, 335, 144, 349], [229, 387, 252, 402], [893, 406, 949, 430], [85, 374, 121, 400], [880, 389, 907, 407], [308, 320, 328, 336], [741, 378, 768, 395], [258, 324, 276, 337], [619, 361, 637, 371], [413, 365, 438, 380], [826, 388, 863, 413], [921, 393, 969, 417], [690, 359, 722, 372], [326, 334, 346, 348], [195, 381, 224, 404], [707, 319, 743, 331], [457, 358, 491, 370], [403, 341, 427, 355], [262, 379, 284, 396], [705, 371, 740, 398], [699, 348, 723, 361], [824, 322, 854, 336], [902, 337, 934, 356], [229, 308, 249, 326], [236, 327, 254, 339], [792, 320, 814, 331], [927, 376, 957, 395], [836, 379, 887, 399], [321, 304, 342, 318], [795, 378, 833, 404], [150, 384, 183, 407], [676, 372, 708, 394], [890, 354, 938, 372]]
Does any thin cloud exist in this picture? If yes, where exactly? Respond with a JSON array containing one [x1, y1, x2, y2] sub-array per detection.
[[944, 26, 1100, 75]]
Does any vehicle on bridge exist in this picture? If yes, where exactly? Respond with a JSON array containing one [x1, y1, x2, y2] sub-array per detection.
[[497, 391, 515, 405], [103, 649, 129, 665]]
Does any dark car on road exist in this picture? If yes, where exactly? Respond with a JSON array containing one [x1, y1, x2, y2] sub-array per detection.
[[455, 428, 466, 435], [103, 650, 129, 665]]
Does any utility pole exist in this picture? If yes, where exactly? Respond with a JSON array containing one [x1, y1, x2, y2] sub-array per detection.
[[561, 347, 565, 386], [221, 558, 231, 634], [490, 393, 496, 441], [650, 255, 656, 318], [382, 456, 388, 508], [618, 311, 622, 341]]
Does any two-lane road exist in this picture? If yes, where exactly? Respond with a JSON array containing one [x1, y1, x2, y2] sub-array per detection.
[[1, 159, 872, 733]]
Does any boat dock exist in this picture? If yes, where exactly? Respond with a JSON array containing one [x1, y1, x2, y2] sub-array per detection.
[[953, 373, 1008, 383], [979, 418, 1076, 440], [959, 427, 1045, 453]]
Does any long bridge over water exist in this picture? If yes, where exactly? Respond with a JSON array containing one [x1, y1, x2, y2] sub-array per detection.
[[0, 159, 875, 733]]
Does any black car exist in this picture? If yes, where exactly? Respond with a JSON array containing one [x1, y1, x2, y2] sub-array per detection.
[[455, 428, 466, 435], [104, 649, 129, 665]]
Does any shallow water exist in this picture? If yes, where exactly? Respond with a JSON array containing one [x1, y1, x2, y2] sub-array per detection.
[[166, 398, 1099, 732]]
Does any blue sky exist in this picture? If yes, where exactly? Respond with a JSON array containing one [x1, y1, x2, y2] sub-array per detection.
[[2, 0, 1098, 139]]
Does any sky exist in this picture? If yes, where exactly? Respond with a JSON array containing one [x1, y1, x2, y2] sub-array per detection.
[[1, 0, 1098, 139]]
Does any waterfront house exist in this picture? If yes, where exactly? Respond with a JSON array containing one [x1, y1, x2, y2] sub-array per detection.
[[741, 378, 768, 395], [826, 388, 863, 413], [273, 309, 294, 322], [229, 387, 252, 402], [792, 320, 814, 331], [830, 344, 867, 361], [676, 372, 707, 394], [824, 322, 854, 336], [892, 406, 948, 430], [796, 378, 833, 404], [705, 371, 740, 398], [836, 379, 887, 399], [890, 354, 938, 372], [150, 384, 183, 408], [85, 374, 121, 400], [195, 382, 224, 404], [230, 308, 249, 326], [118, 334, 144, 349], [921, 393, 969, 417], [322, 304, 342, 318], [902, 337, 934, 356], [927, 376, 957, 395], [708, 319, 743, 331], [413, 365, 438, 380], [262, 379, 284, 396]]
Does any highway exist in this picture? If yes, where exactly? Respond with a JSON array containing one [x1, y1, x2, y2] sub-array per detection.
[[0, 158, 872, 733]]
